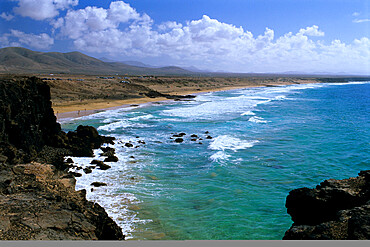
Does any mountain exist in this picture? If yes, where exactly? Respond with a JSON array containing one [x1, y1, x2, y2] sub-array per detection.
[[0, 47, 193, 75], [100, 57, 207, 72]]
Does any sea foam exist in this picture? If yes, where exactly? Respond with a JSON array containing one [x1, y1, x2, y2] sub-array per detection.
[[248, 116, 268, 123], [209, 135, 258, 151]]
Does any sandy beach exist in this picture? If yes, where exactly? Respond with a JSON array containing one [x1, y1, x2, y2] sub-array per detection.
[[51, 75, 321, 120]]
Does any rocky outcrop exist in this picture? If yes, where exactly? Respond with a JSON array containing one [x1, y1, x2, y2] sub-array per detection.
[[284, 170, 370, 240], [0, 76, 124, 240], [0, 162, 122, 240]]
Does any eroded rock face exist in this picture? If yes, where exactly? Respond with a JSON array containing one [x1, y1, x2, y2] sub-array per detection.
[[0, 76, 62, 163], [0, 163, 123, 240], [284, 170, 370, 240], [0, 76, 124, 240]]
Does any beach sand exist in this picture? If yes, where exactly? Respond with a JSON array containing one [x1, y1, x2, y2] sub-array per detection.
[[51, 75, 321, 120]]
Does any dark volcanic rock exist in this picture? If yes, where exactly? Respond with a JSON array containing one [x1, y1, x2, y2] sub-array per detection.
[[91, 160, 111, 170], [66, 125, 115, 157], [174, 138, 184, 143], [0, 163, 123, 240], [104, 156, 119, 163], [0, 76, 124, 240], [100, 147, 115, 157], [0, 76, 62, 163], [83, 167, 92, 174], [91, 182, 107, 187], [284, 170, 370, 240], [124, 143, 134, 148]]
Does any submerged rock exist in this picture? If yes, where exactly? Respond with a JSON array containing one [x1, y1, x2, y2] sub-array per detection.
[[284, 170, 370, 240]]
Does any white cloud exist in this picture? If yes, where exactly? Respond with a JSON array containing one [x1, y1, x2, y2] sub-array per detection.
[[9, 0, 368, 74], [2, 30, 54, 49], [1, 12, 14, 21], [58, 1, 145, 39], [353, 18, 370, 23], [298, 25, 324, 36], [352, 12, 360, 17], [13, 0, 78, 20]]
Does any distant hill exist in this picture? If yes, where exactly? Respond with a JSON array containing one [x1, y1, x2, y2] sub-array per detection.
[[0, 47, 193, 75], [100, 57, 206, 72]]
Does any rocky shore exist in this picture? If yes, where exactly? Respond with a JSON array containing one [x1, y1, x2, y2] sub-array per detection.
[[284, 170, 370, 240], [0, 76, 125, 240]]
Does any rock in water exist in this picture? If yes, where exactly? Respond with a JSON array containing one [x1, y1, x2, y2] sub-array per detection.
[[174, 138, 184, 143], [104, 156, 119, 162], [284, 170, 370, 240]]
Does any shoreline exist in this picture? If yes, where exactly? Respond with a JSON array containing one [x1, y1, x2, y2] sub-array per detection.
[[54, 81, 316, 120]]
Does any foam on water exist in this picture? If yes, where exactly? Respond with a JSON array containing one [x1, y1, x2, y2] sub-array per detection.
[[248, 116, 268, 123], [209, 151, 231, 161], [241, 111, 256, 116], [209, 135, 259, 151], [60, 81, 370, 240], [67, 143, 152, 239]]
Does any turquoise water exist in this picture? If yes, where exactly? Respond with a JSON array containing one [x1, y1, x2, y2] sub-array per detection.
[[61, 81, 370, 240]]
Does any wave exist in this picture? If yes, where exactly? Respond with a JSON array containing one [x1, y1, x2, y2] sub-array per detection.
[[248, 116, 268, 123], [241, 111, 256, 116], [209, 135, 258, 151], [98, 120, 150, 131], [209, 151, 231, 161]]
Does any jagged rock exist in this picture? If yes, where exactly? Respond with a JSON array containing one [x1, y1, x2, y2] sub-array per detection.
[[0, 162, 124, 240], [124, 143, 134, 148], [66, 125, 115, 157], [91, 160, 111, 170], [69, 172, 82, 177], [100, 147, 115, 157], [65, 158, 74, 163], [206, 136, 213, 139], [91, 182, 107, 187], [0, 76, 124, 240], [174, 138, 183, 143], [83, 167, 92, 174], [284, 170, 370, 240], [104, 156, 118, 163]]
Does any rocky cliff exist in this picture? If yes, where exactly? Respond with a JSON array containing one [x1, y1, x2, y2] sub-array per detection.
[[0, 76, 124, 240], [284, 170, 370, 240]]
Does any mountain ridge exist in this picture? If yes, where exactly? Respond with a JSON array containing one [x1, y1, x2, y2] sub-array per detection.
[[0, 47, 192, 75]]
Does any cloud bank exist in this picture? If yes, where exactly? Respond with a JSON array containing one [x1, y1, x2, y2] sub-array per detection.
[[2, 1, 370, 74], [13, 0, 78, 20]]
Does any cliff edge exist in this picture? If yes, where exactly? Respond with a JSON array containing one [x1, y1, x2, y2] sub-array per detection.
[[0, 76, 124, 240], [284, 170, 370, 240]]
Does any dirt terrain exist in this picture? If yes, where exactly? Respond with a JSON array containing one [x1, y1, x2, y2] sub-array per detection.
[[38, 74, 320, 114]]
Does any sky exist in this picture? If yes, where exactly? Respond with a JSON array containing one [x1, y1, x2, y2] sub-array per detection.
[[0, 0, 369, 74]]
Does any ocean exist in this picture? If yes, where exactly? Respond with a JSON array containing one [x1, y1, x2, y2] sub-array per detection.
[[60, 81, 370, 240]]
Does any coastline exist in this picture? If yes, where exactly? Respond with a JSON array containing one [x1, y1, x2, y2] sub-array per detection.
[[54, 80, 319, 120]]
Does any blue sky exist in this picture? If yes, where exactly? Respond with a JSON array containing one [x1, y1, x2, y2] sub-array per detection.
[[1, 0, 369, 74]]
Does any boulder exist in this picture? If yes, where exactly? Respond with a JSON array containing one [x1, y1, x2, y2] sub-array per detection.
[[91, 182, 107, 187], [284, 170, 370, 240], [104, 156, 118, 163]]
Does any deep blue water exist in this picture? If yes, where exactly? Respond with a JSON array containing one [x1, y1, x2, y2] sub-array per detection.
[[61, 81, 370, 240]]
